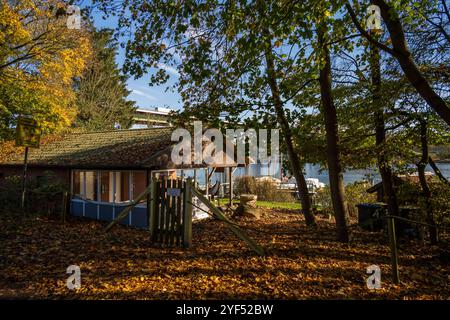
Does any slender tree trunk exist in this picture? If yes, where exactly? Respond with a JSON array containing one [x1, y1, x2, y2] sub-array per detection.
[[317, 28, 349, 242], [369, 33, 400, 225], [263, 34, 317, 227], [417, 119, 438, 244]]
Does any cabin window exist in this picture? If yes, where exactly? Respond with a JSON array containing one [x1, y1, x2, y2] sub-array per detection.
[[72, 170, 147, 203], [73, 171, 82, 197], [132, 171, 147, 199], [120, 172, 131, 202], [100, 172, 110, 202], [84, 171, 98, 201]]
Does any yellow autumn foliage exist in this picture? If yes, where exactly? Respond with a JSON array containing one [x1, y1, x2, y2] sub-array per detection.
[[0, 0, 92, 134]]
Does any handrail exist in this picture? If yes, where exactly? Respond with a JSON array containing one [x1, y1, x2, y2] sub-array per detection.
[[383, 215, 450, 231]]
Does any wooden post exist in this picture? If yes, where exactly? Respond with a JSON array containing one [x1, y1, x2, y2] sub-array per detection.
[[205, 168, 209, 199], [164, 178, 172, 245], [149, 179, 158, 240], [182, 178, 193, 248], [162, 178, 168, 244], [21, 146, 29, 214], [61, 191, 68, 224], [193, 169, 197, 188], [387, 215, 400, 284], [228, 167, 233, 206], [176, 178, 183, 245]]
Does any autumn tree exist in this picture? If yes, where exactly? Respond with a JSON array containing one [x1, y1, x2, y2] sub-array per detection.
[[0, 0, 92, 140]]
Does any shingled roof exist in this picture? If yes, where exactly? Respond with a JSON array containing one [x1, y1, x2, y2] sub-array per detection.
[[0, 128, 176, 169]]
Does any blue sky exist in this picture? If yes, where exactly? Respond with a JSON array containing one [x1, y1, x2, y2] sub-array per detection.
[[90, 8, 182, 111]]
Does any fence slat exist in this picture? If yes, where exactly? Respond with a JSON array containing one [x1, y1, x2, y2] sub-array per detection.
[[169, 179, 176, 246], [177, 179, 183, 245], [165, 178, 172, 245], [161, 178, 169, 244], [158, 180, 164, 242]]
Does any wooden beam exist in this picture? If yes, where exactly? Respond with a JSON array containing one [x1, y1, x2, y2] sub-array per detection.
[[189, 181, 265, 256], [149, 178, 157, 237], [105, 183, 153, 232], [208, 167, 216, 181]]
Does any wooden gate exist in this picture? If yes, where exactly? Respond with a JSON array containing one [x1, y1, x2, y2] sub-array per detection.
[[106, 177, 264, 255], [149, 178, 193, 247]]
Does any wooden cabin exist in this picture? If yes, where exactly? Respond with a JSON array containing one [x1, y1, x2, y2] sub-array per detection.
[[0, 128, 238, 228]]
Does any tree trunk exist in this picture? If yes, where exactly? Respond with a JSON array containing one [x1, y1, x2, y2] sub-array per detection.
[[263, 34, 317, 227], [369, 33, 400, 227], [317, 28, 349, 242], [417, 119, 438, 244]]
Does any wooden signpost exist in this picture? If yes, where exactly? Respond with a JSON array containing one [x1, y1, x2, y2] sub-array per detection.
[[387, 215, 400, 284], [15, 116, 41, 212]]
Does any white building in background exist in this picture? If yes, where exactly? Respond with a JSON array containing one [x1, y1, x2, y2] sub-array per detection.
[[132, 107, 173, 129]]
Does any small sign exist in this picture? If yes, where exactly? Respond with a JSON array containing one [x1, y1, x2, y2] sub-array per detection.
[[167, 188, 181, 197], [16, 116, 41, 148]]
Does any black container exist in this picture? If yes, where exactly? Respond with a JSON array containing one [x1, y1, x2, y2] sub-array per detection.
[[356, 203, 386, 231]]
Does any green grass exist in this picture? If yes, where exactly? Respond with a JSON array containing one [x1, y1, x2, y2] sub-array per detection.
[[256, 201, 302, 210], [218, 198, 301, 210]]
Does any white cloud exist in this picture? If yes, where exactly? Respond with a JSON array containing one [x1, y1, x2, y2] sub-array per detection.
[[131, 89, 157, 101], [157, 63, 180, 76]]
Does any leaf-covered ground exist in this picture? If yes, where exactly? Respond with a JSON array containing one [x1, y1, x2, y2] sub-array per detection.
[[0, 209, 448, 299]]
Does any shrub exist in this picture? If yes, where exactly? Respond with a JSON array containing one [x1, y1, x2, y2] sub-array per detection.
[[0, 171, 66, 216], [345, 181, 377, 217], [429, 180, 450, 226], [314, 181, 376, 217], [314, 185, 333, 215], [396, 177, 450, 226], [0, 175, 25, 213], [234, 176, 256, 195], [234, 176, 295, 202]]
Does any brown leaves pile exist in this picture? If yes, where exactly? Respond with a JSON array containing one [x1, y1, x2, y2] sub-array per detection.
[[0, 209, 448, 299]]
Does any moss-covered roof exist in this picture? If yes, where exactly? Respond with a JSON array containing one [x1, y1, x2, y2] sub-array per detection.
[[0, 128, 176, 169]]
